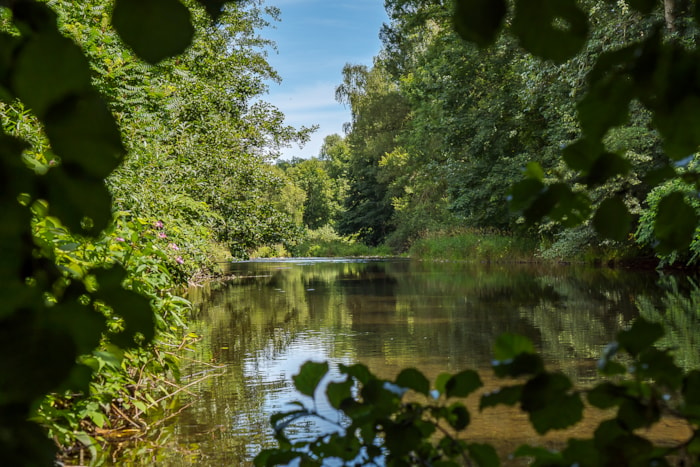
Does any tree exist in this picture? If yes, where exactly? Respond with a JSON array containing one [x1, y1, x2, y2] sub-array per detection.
[[0, 0, 276, 463], [335, 62, 410, 245]]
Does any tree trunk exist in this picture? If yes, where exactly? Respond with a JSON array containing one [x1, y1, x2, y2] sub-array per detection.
[[665, 0, 689, 33]]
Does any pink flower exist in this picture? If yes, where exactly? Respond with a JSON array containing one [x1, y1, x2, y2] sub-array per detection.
[[157, 232, 167, 239], [115, 237, 125, 242], [154, 220, 164, 229], [168, 243, 180, 251], [175, 256, 184, 264]]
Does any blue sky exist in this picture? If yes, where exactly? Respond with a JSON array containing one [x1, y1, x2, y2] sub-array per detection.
[[262, 0, 389, 160]]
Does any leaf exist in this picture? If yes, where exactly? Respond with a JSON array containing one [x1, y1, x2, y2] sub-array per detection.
[[445, 369, 483, 398], [293, 361, 329, 398], [435, 372, 453, 397], [562, 139, 605, 172], [521, 373, 583, 434], [592, 197, 632, 241], [616, 317, 664, 356], [44, 93, 125, 179], [194, 0, 233, 21], [653, 191, 698, 254], [94, 266, 155, 347], [617, 397, 659, 429], [326, 378, 353, 409], [467, 443, 500, 467], [11, 32, 91, 118], [493, 352, 544, 378], [395, 368, 430, 396], [577, 75, 634, 140], [511, 0, 588, 63], [627, 0, 656, 14], [508, 178, 544, 212], [493, 333, 535, 360], [513, 444, 562, 463], [524, 162, 544, 181], [453, 0, 507, 47], [112, 0, 194, 64], [480, 385, 522, 410], [636, 348, 684, 390], [339, 363, 373, 385], [45, 170, 113, 234], [446, 403, 470, 430], [583, 152, 631, 187], [562, 438, 600, 467], [654, 95, 700, 161], [587, 382, 628, 409]]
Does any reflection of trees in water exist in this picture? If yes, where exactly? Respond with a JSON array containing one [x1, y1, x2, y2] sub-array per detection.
[[637, 276, 700, 370], [174, 261, 678, 463]]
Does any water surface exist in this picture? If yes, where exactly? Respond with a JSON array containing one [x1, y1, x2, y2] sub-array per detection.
[[158, 259, 696, 465]]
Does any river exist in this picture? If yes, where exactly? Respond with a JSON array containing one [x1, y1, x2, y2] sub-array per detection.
[[152, 258, 698, 465]]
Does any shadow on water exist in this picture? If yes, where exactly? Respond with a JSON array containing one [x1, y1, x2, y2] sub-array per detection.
[[149, 259, 697, 465]]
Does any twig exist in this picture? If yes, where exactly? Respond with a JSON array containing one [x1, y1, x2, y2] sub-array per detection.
[[145, 372, 225, 409]]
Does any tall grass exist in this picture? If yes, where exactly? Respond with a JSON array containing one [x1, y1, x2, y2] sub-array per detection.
[[407, 228, 538, 262]]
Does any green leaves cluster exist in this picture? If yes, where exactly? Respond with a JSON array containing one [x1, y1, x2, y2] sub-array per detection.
[[257, 361, 493, 467], [456, 0, 700, 258], [260, 317, 700, 466], [0, 0, 247, 463]]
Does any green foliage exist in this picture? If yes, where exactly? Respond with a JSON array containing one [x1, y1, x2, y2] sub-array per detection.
[[292, 226, 393, 258], [260, 317, 700, 466], [454, 0, 700, 258], [408, 228, 538, 262], [0, 0, 312, 462]]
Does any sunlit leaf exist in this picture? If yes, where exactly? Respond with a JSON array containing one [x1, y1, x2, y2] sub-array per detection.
[[293, 361, 329, 398], [453, 0, 507, 47], [112, 0, 194, 64], [493, 333, 535, 360], [395, 368, 430, 396], [511, 0, 588, 63], [592, 197, 632, 241]]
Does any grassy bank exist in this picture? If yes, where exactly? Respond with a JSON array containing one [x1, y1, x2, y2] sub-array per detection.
[[407, 228, 539, 262]]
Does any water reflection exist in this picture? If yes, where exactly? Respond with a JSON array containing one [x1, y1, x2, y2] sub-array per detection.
[[157, 259, 694, 465]]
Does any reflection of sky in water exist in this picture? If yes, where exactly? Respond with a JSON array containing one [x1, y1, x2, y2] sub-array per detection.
[[242, 330, 355, 433]]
